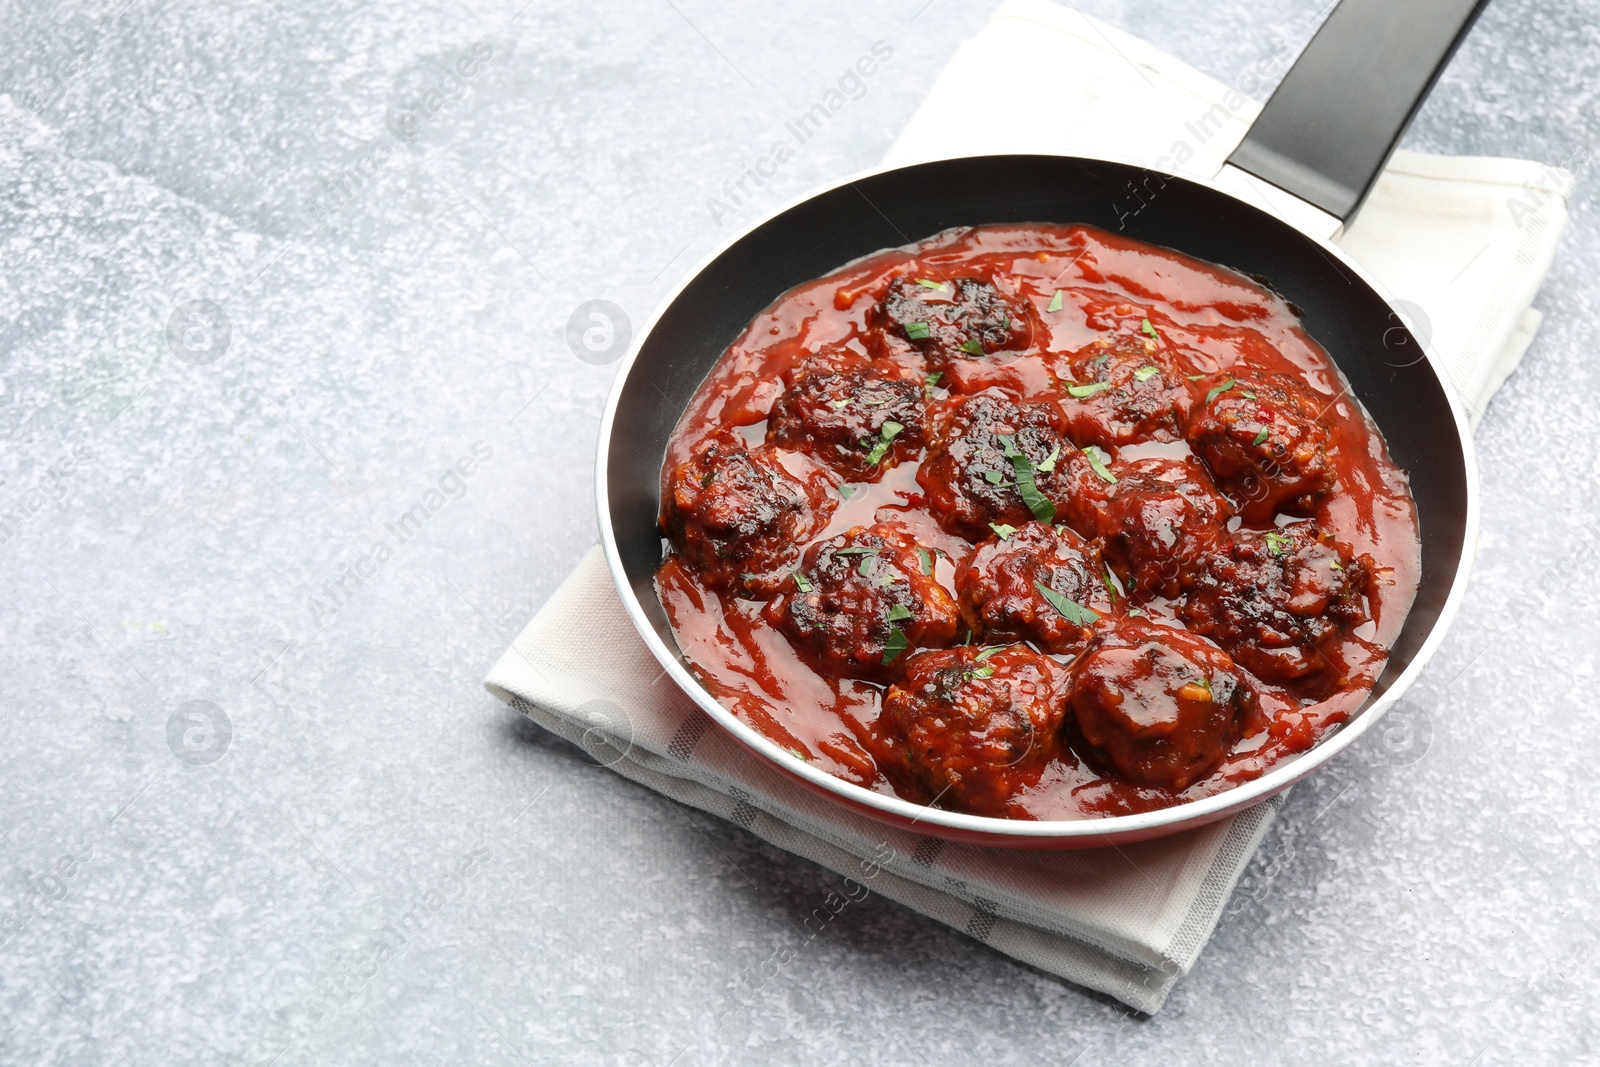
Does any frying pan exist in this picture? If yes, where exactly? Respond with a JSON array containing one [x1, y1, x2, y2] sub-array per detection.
[[597, 0, 1486, 847]]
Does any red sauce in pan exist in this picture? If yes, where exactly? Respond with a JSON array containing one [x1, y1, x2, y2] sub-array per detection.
[[655, 224, 1420, 820]]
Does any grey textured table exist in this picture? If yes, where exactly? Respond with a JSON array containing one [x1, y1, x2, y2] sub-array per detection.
[[2, 0, 1597, 1063]]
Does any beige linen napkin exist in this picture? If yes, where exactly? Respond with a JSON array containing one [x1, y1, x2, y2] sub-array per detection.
[[486, 0, 1572, 1013]]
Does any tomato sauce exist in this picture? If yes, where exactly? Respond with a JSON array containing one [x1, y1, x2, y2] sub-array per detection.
[[656, 224, 1420, 820]]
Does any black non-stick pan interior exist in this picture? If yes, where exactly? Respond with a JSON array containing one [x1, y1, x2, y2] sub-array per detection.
[[606, 155, 1471, 710]]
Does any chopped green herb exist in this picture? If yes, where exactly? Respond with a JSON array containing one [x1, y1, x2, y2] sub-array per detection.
[[958, 338, 984, 356], [834, 546, 877, 556], [969, 666, 996, 680], [877, 573, 898, 587], [1103, 566, 1119, 603], [881, 628, 909, 665], [916, 278, 949, 291], [989, 523, 1018, 540], [1067, 381, 1113, 399], [838, 485, 857, 500], [740, 572, 757, 582], [863, 396, 892, 407], [1197, 675, 1215, 700], [1034, 581, 1101, 625], [916, 547, 933, 576], [829, 398, 851, 410], [858, 556, 876, 578], [1127, 607, 1145, 617], [1141, 318, 1159, 340], [1251, 427, 1270, 446], [997, 435, 1057, 524], [1186, 373, 1206, 381], [1330, 559, 1343, 571], [1082, 446, 1117, 484], [789, 747, 809, 761], [974, 645, 1003, 661], [1240, 390, 1257, 400], [1205, 377, 1237, 404], [792, 569, 813, 593], [1133, 365, 1160, 382], [983, 469, 1005, 484], [904, 321, 931, 341], [863, 420, 905, 465], [1036, 444, 1061, 473], [923, 370, 943, 393], [888, 604, 913, 622], [1263, 531, 1291, 556], [1046, 289, 1064, 313], [1092, 352, 1111, 365]]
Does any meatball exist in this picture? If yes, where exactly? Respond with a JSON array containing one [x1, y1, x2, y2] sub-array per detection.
[[881, 644, 1070, 816], [663, 433, 837, 597], [1081, 456, 1231, 601], [765, 348, 926, 481], [764, 524, 960, 682], [1068, 619, 1254, 791], [1186, 372, 1336, 523], [1057, 333, 1195, 448], [955, 522, 1113, 655], [868, 274, 1034, 365], [1181, 523, 1373, 685], [918, 390, 1102, 542]]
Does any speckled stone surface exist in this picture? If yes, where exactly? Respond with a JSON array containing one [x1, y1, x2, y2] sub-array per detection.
[[1, 0, 1597, 1063]]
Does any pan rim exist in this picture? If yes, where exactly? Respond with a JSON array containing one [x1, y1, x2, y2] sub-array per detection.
[[593, 151, 1480, 842]]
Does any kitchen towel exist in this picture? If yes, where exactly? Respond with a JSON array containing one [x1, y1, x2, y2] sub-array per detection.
[[485, 0, 1573, 1014]]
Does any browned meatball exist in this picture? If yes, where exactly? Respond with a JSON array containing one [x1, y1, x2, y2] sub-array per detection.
[[1181, 523, 1373, 685], [1068, 619, 1254, 791], [917, 390, 1102, 542], [880, 644, 1070, 816], [1057, 333, 1196, 448], [868, 274, 1034, 365], [765, 348, 926, 481], [955, 522, 1113, 655], [662, 433, 837, 598], [764, 524, 960, 682], [1186, 373, 1336, 523], [1080, 456, 1231, 601]]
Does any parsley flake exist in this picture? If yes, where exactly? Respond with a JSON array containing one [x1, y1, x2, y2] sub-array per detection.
[[1186, 373, 1206, 381], [1046, 289, 1064, 313], [863, 420, 905, 465], [989, 523, 1018, 541], [830, 398, 851, 410], [983, 469, 1005, 484], [888, 604, 913, 622], [789, 747, 809, 761], [974, 645, 1003, 661], [1205, 377, 1237, 404], [1067, 381, 1113, 399], [958, 338, 984, 356], [997, 434, 1057, 524], [1036, 444, 1061, 473], [1082, 446, 1117, 484], [1263, 531, 1291, 556], [834, 546, 877, 556], [904, 321, 931, 341], [916, 547, 933, 576], [1034, 581, 1100, 625], [838, 485, 857, 500], [792, 569, 812, 593], [1133, 365, 1159, 382], [916, 278, 950, 291], [1141, 318, 1160, 340], [1252, 427, 1270, 446], [881, 628, 909, 665], [969, 665, 996, 680], [858, 556, 876, 578]]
